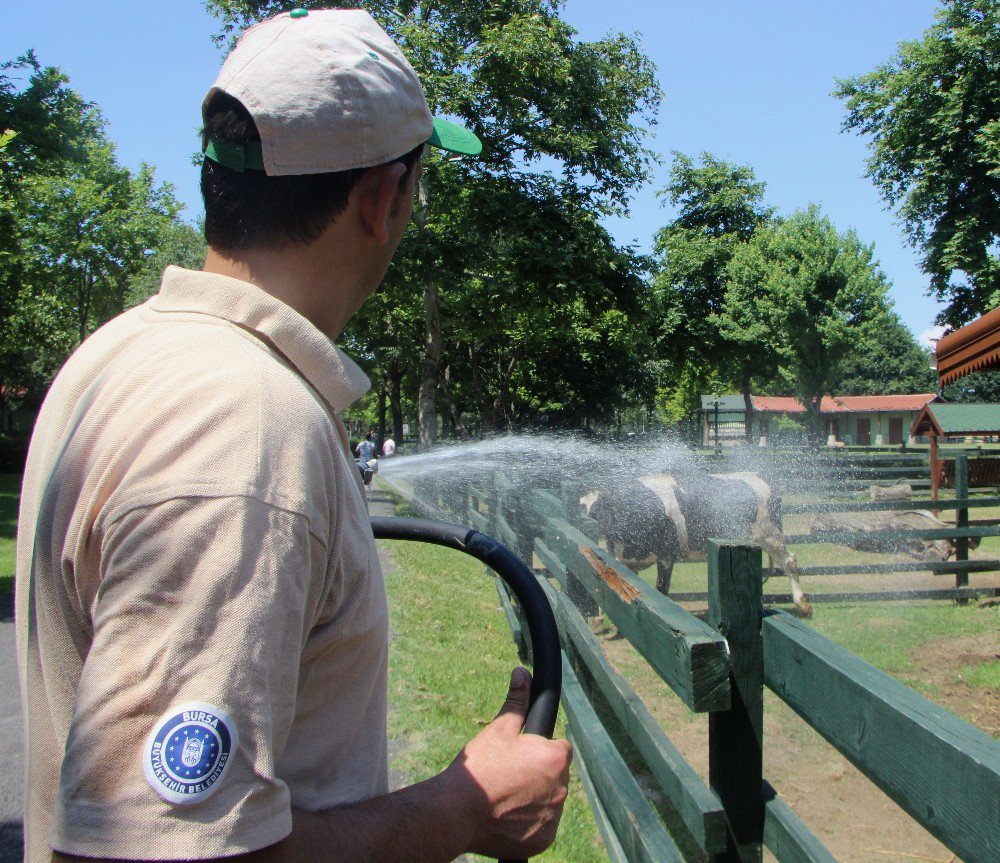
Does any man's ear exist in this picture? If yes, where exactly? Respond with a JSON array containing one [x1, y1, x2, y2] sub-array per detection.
[[356, 162, 408, 244]]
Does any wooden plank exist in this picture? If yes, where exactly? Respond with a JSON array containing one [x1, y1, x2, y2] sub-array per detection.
[[570, 734, 630, 863], [666, 587, 1000, 604], [542, 575, 727, 853], [493, 509, 519, 554], [467, 507, 491, 535], [560, 660, 687, 863], [762, 782, 836, 863], [823, 465, 930, 476], [955, 455, 970, 594], [763, 610, 1000, 863], [531, 489, 566, 520], [535, 534, 600, 619], [708, 541, 764, 863], [785, 495, 1000, 514], [534, 539, 569, 588], [544, 517, 731, 712], [494, 578, 527, 662], [796, 559, 1000, 576], [784, 525, 1000, 543]]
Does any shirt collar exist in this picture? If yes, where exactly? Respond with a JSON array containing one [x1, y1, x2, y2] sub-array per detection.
[[150, 266, 371, 412]]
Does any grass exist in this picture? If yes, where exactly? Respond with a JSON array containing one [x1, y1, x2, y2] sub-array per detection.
[[0, 472, 20, 598], [632, 556, 1000, 731], [381, 528, 607, 862], [3, 472, 605, 857]]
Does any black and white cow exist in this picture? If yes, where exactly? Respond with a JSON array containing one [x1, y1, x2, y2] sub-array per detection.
[[581, 471, 812, 617]]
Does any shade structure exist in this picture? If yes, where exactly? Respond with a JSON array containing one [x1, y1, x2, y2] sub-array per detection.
[[936, 305, 1000, 385], [910, 402, 1000, 438]]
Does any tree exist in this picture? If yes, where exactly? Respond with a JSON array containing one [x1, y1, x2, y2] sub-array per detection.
[[942, 369, 1000, 402], [342, 169, 653, 434], [830, 312, 938, 395], [720, 207, 896, 443], [0, 53, 197, 423], [651, 152, 775, 435], [127, 218, 207, 305], [836, 0, 1000, 327], [208, 1, 661, 447]]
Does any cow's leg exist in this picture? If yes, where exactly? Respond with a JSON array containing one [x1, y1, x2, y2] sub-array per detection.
[[780, 553, 812, 618], [655, 558, 674, 596], [755, 525, 812, 617]]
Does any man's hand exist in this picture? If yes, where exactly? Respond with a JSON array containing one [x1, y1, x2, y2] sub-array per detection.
[[52, 668, 573, 863], [438, 667, 573, 859]]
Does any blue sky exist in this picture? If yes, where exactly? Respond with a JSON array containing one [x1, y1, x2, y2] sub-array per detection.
[[2, 0, 948, 343]]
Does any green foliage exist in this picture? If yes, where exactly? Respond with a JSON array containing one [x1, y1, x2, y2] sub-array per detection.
[[0, 472, 19, 598], [837, 0, 1000, 327], [126, 218, 206, 305], [208, 1, 662, 441], [942, 368, 1000, 402], [831, 312, 938, 395], [721, 207, 897, 441], [651, 152, 776, 425], [381, 520, 606, 862], [0, 52, 200, 418]]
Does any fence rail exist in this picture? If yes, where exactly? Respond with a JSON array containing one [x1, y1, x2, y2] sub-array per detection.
[[382, 466, 1000, 861], [781, 455, 1000, 594], [764, 611, 1000, 863]]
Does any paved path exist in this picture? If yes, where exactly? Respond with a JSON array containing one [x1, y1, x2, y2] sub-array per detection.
[[0, 590, 24, 863]]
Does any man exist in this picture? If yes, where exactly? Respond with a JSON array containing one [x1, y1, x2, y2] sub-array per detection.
[[16, 9, 571, 863], [355, 433, 377, 464]]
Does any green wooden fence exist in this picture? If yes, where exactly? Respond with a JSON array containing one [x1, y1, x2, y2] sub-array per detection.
[[781, 454, 1000, 603], [382, 471, 1000, 862]]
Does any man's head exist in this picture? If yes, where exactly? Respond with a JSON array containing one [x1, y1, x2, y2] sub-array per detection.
[[200, 8, 480, 253]]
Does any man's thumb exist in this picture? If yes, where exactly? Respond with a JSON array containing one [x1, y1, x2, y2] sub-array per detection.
[[494, 667, 531, 731]]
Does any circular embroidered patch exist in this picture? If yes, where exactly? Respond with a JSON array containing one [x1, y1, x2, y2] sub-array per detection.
[[143, 701, 238, 804]]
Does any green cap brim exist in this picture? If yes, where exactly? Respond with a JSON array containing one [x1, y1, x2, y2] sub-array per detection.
[[204, 116, 482, 173], [427, 116, 482, 157]]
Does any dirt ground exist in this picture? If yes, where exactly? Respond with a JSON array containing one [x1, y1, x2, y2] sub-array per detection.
[[594, 600, 998, 863]]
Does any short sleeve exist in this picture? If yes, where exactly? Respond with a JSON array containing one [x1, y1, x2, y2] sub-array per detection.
[[49, 494, 329, 860]]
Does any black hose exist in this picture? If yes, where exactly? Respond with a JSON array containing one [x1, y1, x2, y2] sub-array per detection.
[[369, 515, 562, 863]]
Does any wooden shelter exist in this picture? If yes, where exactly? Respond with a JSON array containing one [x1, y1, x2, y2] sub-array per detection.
[[935, 305, 1000, 384], [911, 402, 1000, 497], [921, 308, 1000, 497]]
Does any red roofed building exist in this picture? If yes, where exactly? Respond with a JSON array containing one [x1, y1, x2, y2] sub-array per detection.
[[751, 393, 937, 446]]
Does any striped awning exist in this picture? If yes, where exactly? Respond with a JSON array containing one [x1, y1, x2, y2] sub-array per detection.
[[936, 305, 1000, 385]]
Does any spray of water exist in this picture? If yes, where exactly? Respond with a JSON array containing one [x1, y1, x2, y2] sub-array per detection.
[[377, 430, 829, 521]]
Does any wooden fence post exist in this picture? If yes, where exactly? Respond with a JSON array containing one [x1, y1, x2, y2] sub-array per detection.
[[708, 540, 764, 863], [954, 454, 969, 598]]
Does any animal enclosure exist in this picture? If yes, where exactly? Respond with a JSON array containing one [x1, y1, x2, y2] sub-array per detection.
[[385, 466, 1000, 862]]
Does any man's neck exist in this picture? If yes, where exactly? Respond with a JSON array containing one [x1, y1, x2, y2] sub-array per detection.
[[202, 241, 366, 340]]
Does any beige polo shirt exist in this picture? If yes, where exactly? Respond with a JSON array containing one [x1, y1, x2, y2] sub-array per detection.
[[16, 266, 388, 861]]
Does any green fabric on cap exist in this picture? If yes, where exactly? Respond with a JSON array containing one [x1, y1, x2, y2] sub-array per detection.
[[204, 115, 481, 173], [427, 117, 482, 157], [204, 139, 265, 173]]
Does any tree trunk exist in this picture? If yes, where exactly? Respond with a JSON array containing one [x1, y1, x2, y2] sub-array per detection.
[[441, 365, 469, 439], [389, 361, 404, 444], [468, 343, 496, 431], [806, 395, 822, 447], [376, 372, 388, 454], [741, 363, 753, 442], [78, 264, 93, 345], [418, 276, 440, 450], [414, 172, 439, 450]]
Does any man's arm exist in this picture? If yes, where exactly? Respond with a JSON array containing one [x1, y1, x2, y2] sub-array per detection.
[[53, 668, 573, 863]]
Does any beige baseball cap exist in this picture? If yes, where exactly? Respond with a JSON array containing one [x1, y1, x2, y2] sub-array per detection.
[[203, 7, 481, 175]]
